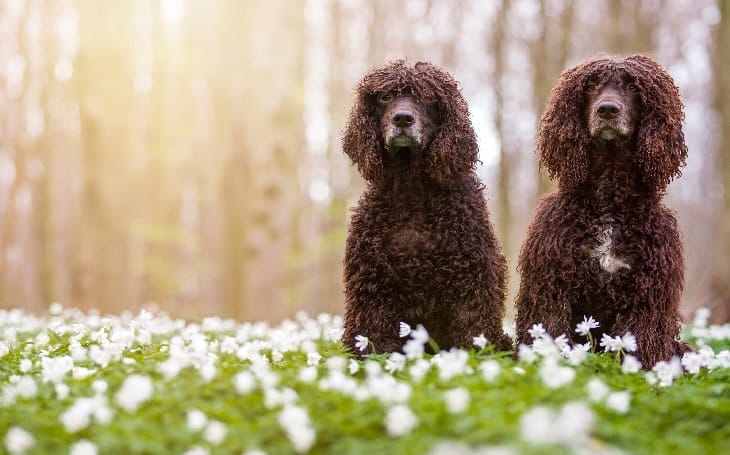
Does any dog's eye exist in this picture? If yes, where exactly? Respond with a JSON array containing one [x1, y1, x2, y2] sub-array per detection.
[[378, 93, 393, 103], [627, 83, 639, 93], [585, 83, 597, 93]]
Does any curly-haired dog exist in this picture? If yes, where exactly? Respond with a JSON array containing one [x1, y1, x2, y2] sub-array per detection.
[[515, 55, 693, 368], [341, 60, 510, 355]]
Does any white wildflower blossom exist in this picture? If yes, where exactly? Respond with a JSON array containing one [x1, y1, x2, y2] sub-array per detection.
[[385, 353, 406, 373], [409, 359, 431, 382], [599, 333, 623, 352], [403, 339, 425, 360], [520, 402, 593, 446], [528, 323, 546, 340], [479, 360, 501, 382], [385, 405, 418, 437], [19, 359, 32, 373], [575, 316, 600, 336], [115, 374, 153, 412], [606, 391, 631, 414], [621, 332, 638, 352], [586, 378, 610, 402], [444, 387, 470, 414], [354, 335, 369, 352], [187, 409, 208, 431], [435, 349, 470, 381], [681, 352, 704, 374], [40, 355, 74, 383], [325, 356, 346, 373], [182, 446, 209, 455], [278, 405, 315, 453], [410, 325, 430, 345], [69, 439, 98, 455], [347, 359, 360, 375], [473, 334, 488, 350], [553, 334, 570, 353], [234, 371, 257, 395], [298, 366, 318, 383], [621, 355, 642, 374], [55, 383, 70, 400], [517, 344, 537, 363], [539, 358, 575, 389], [4, 427, 34, 455], [306, 352, 321, 367], [652, 357, 683, 387], [565, 343, 590, 366], [15, 377, 37, 399], [399, 322, 411, 338], [203, 420, 228, 445]]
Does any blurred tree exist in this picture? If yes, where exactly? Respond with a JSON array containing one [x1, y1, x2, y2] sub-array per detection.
[[710, 0, 730, 321]]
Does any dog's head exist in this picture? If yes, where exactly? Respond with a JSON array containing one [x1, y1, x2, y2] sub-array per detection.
[[342, 60, 478, 187], [538, 54, 687, 192]]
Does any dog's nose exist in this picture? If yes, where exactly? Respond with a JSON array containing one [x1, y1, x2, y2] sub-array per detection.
[[393, 111, 415, 127], [597, 101, 621, 119]]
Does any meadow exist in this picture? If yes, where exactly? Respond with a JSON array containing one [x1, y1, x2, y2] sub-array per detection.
[[1, 304, 729, 455]]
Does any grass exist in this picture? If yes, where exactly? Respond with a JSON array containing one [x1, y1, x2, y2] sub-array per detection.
[[1, 306, 729, 455]]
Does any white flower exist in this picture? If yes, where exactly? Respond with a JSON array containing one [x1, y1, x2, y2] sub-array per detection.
[[385, 353, 406, 373], [681, 352, 704, 374], [325, 357, 346, 374], [49, 302, 64, 315], [69, 439, 98, 455], [553, 334, 570, 353], [19, 359, 32, 373], [55, 383, 70, 400], [306, 352, 321, 367], [692, 307, 711, 328], [520, 402, 593, 446], [473, 334, 488, 350], [298, 367, 318, 383], [410, 325, 430, 345], [565, 344, 589, 366], [278, 405, 315, 453], [599, 333, 623, 352], [586, 378, 609, 402], [652, 357, 683, 387], [399, 322, 411, 338], [347, 359, 360, 375], [606, 391, 631, 414], [40, 355, 74, 383], [528, 323, 546, 340], [234, 371, 257, 394], [621, 355, 642, 374], [444, 387, 470, 414], [92, 380, 108, 395], [435, 349, 470, 381], [575, 316, 600, 336], [517, 344, 537, 363], [115, 375, 153, 412], [539, 358, 575, 389], [621, 332, 638, 352], [72, 367, 96, 380], [203, 420, 228, 445], [403, 339, 424, 360], [409, 359, 431, 382], [354, 335, 369, 352], [15, 377, 37, 399], [187, 409, 208, 431], [385, 405, 418, 437], [61, 397, 109, 432], [479, 360, 501, 382], [645, 371, 658, 385], [4, 427, 34, 455]]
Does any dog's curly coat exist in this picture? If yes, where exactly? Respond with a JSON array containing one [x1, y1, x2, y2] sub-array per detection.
[[516, 55, 693, 367], [341, 60, 510, 355]]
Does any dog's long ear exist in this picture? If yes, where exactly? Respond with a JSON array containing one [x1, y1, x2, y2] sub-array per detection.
[[537, 61, 595, 190], [627, 55, 687, 192], [342, 85, 383, 183], [418, 63, 479, 188]]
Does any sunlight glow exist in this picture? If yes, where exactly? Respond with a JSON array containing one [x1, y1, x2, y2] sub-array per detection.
[[160, 0, 185, 29]]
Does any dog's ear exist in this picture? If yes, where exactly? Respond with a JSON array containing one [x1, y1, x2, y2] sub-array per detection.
[[537, 61, 594, 190], [627, 55, 688, 191], [342, 87, 383, 183], [420, 64, 479, 187]]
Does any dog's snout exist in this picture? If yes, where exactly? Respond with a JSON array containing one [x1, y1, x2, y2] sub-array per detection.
[[597, 101, 621, 119], [393, 111, 416, 127]]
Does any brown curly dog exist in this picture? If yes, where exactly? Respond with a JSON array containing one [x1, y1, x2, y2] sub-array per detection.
[[341, 60, 510, 355], [516, 54, 694, 368]]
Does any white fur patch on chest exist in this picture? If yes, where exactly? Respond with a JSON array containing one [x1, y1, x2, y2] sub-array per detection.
[[591, 226, 630, 274]]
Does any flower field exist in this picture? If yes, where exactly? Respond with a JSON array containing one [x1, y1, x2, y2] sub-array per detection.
[[1, 304, 730, 455]]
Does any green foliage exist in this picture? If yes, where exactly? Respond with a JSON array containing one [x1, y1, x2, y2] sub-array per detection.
[[1, 312, 729, 455]]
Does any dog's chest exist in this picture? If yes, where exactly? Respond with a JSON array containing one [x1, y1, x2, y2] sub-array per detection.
[[586, 225, 631, 274]]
